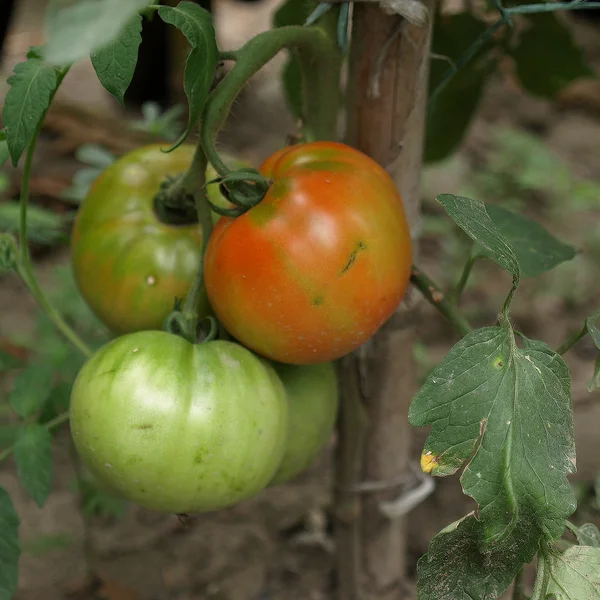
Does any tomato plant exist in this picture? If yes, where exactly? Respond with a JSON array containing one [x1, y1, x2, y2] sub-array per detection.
[[270, 361, 339, 485], [71, 144, 239, 335], [69, 331, 288, 514], [204, 141, 413, 364]]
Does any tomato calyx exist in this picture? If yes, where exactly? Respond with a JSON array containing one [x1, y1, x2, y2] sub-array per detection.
[[153, 175, 198, 226], [206, 168, 271, 218], [163, 306, 219, 345]]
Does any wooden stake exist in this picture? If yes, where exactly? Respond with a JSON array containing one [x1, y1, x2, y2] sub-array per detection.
[[334, 5, 434, 599]]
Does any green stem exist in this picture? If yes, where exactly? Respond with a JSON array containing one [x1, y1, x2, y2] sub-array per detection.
[[451, 250, 477, 303], [15, 68, 92, 358], [0, 411, 69, 465], [530, 552, 548, 600], [202, 25, 341, 177], [411, 266, 473, 337], [219, 50, 238, 62], [556, 323, 588, 355]]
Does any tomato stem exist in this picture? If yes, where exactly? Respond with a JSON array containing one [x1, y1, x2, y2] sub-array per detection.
[[201, 25, 342, 178], [15, 66, 93, 359], [410, 266, 473, 337], [450, 248, 477, 304]]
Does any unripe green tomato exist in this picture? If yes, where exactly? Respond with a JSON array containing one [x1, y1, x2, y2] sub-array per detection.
[[270, 361, 339, 486], [70, 331, 288, 514], [71, 145, 247, 335]]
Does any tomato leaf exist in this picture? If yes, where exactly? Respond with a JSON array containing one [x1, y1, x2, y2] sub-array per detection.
[[479, 203, 577, 278], [588, 355, 600, 393], [416, 514, 524, 600], [586, 312, 600, 350], [273, 0, 314, 120], [0, 425, 20, 450], [544, 546, 600, 599], [2, 53, 60, 166], [409, 326, 576, 554], [0, 487, 20, 600], [425, 13, 495, 163], [510, 14, 593, 100], [0, 138, 8, 170], [14, 425, 54, 508], [43, 0, 152, 66], [437, 194, 521, 284], [90, 13, 143, 106], [9, 363, 54, 419], [570, 523, 600, 548], [74, 477, 127, 519], [0, 235, 18, 273], [157, 2, 218, 150]]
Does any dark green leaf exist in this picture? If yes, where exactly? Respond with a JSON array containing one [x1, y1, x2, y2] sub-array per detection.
[[437, 194, 521, 282], [0, 350, 23, 372], [425, 13, 495, 163], [570, 523, 600, 548], [586, 313, 600, 350], [2, 55, 59, 166], [0, 139, 8, 170], [39, 381, 73, 424], [545, 546, 600, 598], [90, 14, 142, 105], [157, 2, 218, 149], [9, 363, 54, 418], [0, 235, 18, 272], [0, 487, 20, 600], [481, 204, 576, 277], [511, 14, 593, 100], [417, 514, 523, 600], [409, 326, 576, 555], [0, 425, 20, 450], [14, 425, 53, 508], [43, 0, 151, 66]]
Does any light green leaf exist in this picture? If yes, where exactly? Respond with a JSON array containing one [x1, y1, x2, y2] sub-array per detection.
[[157, 2, 218, 149], [481, 203, 576, 278], [417, 514, 523, 600], [75, 143, 116, 168], [90, 13, 142, 105], [570, 523, 600, 548], [0, 202, 68, 246], [511, 13, 593, 100], [43, 0, 151, 66], [437, 194, 521, 282], [545, 546, 600, 599], [0, 487, 20, 600], [409, 325, 576, 554], [0, 235, 18, 272], [586, 313, 600, 350], [588, 355, 600, 393], [14, 425, 54, 508], [2, 54, 60, 166], [9, 363, 54, 418]]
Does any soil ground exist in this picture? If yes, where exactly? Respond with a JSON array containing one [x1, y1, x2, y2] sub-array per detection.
[[0, 2, 599, 599]]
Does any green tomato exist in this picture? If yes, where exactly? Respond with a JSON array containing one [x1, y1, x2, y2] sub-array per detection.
[[70, 331, 288, 514], [71, 144, 247, 335], [270, 361, 339, 485]]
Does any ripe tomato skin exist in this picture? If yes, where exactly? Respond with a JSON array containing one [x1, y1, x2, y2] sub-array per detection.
[[71, 145, 239, 335], [69, 331, 288, 514], [204, 141, 413, 364], [270, 361, 339, 486]]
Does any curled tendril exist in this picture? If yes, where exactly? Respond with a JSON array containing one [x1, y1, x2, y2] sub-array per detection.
[[163, 311, 190, 340], [197, 315, 219, 343], [206, 196, 246, 218], [206, 167, 271, 215]]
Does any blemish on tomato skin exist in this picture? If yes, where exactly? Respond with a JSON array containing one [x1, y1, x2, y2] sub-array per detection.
[[135, 424, 154, 430], [340, 241, 367, 275], [312, 296, 325, 306]]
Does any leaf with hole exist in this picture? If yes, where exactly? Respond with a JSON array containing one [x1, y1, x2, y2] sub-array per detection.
[[90, 13, 142, 105], [9, 363, 54, 418], [544, 546, 600, 599], [43, 0, 151, 66], [438, 194, 520, 283], [157, 2, 218, 150], [14, 425, 54, 508], [477, 203, 576, 278], [0, 487, 20, 600], [409, 326, 576, 561], [2, 53, 60, 166], [511, 13, 593, 100]]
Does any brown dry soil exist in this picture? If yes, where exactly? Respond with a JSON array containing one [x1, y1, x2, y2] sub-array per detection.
[[1, 2, 600, 600]]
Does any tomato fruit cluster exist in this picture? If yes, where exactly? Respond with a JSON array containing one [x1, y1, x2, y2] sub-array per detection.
[[70, 141, 410, 514]]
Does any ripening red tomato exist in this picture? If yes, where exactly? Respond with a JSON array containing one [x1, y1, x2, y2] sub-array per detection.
[[204, 141, 412, 364]]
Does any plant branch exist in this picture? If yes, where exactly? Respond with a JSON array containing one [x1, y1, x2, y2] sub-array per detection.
[[0, 411, 69, 465], [410, 266, 473, 337], [219, 50, 238, 62], [201, 25, 341, 177], [450, 250, 477, 303], [556, 323, 588, 355]]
